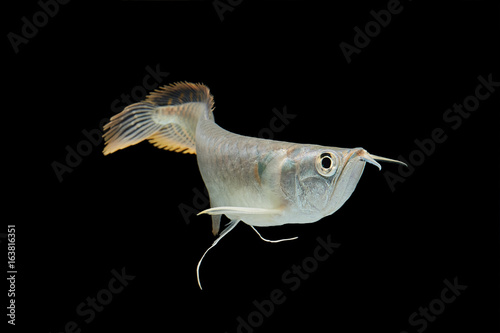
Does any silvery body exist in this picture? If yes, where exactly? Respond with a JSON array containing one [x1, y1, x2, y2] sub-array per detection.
[[196, 121, 372, 229], [102, 82, 405, 288]]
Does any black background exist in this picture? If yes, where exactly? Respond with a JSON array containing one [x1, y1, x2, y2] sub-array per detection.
[[5, 0, 499, 332]]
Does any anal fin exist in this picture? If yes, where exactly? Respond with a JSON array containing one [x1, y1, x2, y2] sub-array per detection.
[[211, 214, 221, 236]]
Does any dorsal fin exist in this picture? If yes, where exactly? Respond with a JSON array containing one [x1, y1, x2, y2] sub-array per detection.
[[103, 82, 214, 155], [146, 81, 214, 111]]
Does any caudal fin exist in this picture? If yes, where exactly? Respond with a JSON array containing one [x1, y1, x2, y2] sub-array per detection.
[[102, 82, 214, 156]]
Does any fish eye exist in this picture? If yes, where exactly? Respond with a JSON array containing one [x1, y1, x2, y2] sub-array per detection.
[[321, 155, 332, 169], [316, 152, 337, 177]]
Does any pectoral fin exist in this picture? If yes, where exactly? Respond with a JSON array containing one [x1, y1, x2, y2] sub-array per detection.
[[198, 206, 283, 216]]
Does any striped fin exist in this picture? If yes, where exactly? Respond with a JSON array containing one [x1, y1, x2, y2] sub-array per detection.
[[103, 82, 214, 156], [146, 81, 214, 109], [103, 102, 162, 155]]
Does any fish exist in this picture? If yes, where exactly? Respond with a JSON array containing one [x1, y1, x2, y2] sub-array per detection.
[[102, 82, 407, 289]]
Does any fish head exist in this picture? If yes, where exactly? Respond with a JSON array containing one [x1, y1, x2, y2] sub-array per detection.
[[280, 146, 406, 221]]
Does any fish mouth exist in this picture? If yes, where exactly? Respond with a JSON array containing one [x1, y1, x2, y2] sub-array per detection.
[[324, 148, 407, 217], [348, 148, 408, 171]]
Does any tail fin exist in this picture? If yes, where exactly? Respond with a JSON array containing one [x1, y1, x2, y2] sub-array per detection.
[[103, 82, 214, 156]]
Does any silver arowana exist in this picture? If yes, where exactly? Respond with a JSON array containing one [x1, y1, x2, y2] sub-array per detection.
[[102, 82, 407, 289]]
